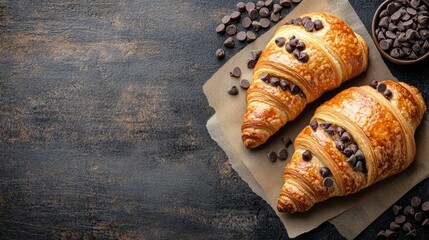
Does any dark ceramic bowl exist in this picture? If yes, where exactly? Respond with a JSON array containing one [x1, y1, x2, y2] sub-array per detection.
[[371, 0, 429, 64]]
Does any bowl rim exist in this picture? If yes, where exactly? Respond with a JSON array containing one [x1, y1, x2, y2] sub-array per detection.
[[371, 0, 429, 65]]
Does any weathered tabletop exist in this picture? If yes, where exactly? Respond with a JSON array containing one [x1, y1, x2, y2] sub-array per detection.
[[1, 0, 428, 239]]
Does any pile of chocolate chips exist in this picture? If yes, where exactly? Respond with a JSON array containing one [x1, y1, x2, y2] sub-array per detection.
[[227, 49, 262, 95], [370, 80, 393, 100], [259, 72, 306, 98], [266, 136, 293, 162], [310, 120, 367, 173], [375, 0, 429, 60], [278, 35, 309, 62], [215, 0, 303, 60], [376, 196, 429, 239]]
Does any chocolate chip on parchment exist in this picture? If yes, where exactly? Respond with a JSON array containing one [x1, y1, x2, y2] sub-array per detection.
[[239, 79, 250, 89], [267, 150, 277, 162], [251, 49, 263, 60], [277, 148, 288, 160], [282, 136, 293, 148], [247, 58, 257, 69], [228, 86, 239, 95], [215, 48, 225, 59], [230, 66, 241, 78]]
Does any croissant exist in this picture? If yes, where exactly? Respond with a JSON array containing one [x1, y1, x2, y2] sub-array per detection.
[[241, 12, 369, 149], [277, 80, 426, 213]]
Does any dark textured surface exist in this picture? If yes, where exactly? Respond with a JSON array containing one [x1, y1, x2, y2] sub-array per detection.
[[0, 0, 428, 239]]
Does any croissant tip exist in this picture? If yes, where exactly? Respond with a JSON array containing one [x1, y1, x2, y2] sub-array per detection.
[[277, 199, 295, 214], [243, 139, 258, 149]]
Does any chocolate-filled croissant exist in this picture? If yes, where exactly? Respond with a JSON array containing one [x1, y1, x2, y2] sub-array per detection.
[[277, 80, 426, 213], [242, 12, 368, 149]]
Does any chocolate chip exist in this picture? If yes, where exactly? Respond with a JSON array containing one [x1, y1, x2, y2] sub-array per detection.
[[215, 48, 225, 59], [290, 84, 300, 95], [251, 49, 263, 60], [302, 150, 312, 161], [292, 48, 300, 59], [408, 51, 418, 59], [395, 214, 407, 224], [237, 31, 247, 42], [252, 20, 262, 31], [390, 221, 401, 231], [376, 230, 387, 240], [387, 2, 398, 15], [282, 136, 293, 148], [242, 17, 252, 28], [406, 28, 417, 40], [279, 0, 292, 8], [230, 67, 241, 78], [247, 58, 257, 69], [225, 24, 237, 36], [267, 150, 277, 162], [236, 2, 246, 12], [239, 79, 250, 89], [224, 37, 235, 48], [256, 0, 265, 10], [231, 11, 241, 22], [279, 79, 289, 90], [385, 30, 396, 39], [406, 229, 417, 238], [343, 144, 357, 157], [270, 12, 281, 23], [370, 80, 379, 88], [310, 120, 318, 131], [404, 205, 416, 216], [289, 37, 299, 47], [248, 8, 259, 20], [421, 201, 429, 211], [216, 23, 226, 34], [324, 127, 335, 136], [402, 13, 411, 21], [335, 140, 345, 151], [320, 123, 331, 129], [294, 17, 303, 26], [284, 18, 294, 25], [304, 20, 315, 31], [273, 3, 282, 13], [377, 31, 386, 41], [355, 149, 365, 160], [353, 160, 365, 172], [410, 0, 421, 9], [411, 196, 422, 207], [340, 132, 351, 142], [296, 41, 306, 51], [298, 52, 309, 63], [228, 86, 239, 95], [285, 43, 293, 53], [270, 76, 280, 86], [292, 0, 302, 3], [302, 16, 311, 25], [320, 167, 331, 178], [377, 83, 387, 92], [392, 205, 403, 215], [384, 229, 397, 239], [323, 177, 334, 187], [278, 148, 288, 160], [402, 222, 414, 232], [222, 15, 232, 25], [380, 39, 393, 50], [407, 7, 418, 15], [415, 212, 424, 222], [246, 31, 257, 43], [260, 18, 271, 28], [260, 72, 270, 82], [275, 37, 286, 47], [391, 10, 402, 22], [245, 2, 256, 12], [336, 126, 345, 136], [384, 89, 393, 99]]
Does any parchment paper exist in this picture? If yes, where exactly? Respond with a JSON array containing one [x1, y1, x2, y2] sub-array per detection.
[[203, 0, 429, 238]]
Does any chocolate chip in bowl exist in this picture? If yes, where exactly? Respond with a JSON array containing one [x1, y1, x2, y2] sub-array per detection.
[[372, 0, 429, 64]]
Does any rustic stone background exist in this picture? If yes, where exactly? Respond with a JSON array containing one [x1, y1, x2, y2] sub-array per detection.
[[1, 0, 428, 239]]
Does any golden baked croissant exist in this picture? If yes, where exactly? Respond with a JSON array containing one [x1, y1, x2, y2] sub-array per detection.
[[277, 80, 426, 213], [241, 12, 369, 149]]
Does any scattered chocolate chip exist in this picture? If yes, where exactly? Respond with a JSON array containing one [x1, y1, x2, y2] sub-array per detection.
[[267, 150, 277, 162], [323, 177, 334, 187], [395, 214, 407, 224], [230, 67, 241, 78], [421, 201, 429, 211], [282, 136, 293, 148], [260, 17, 271, 28], [247, 58, 257, 69], [228, 86, 239, 95], [230, 11, 241, 21], [310, 120, 318, 131], [251, 49, 262, 60], [259, 7, 270, 18], [392, 204, 402, 215], [256, 0, 265, 10], [216, 23, 226, 34], [320, 167, 331, 178], [236, 2, 246, 12], [237, 31, 247, 42], [302, 150, 312, 161], [422, 218, 429, 228], [252, 20, 262, 31], [248, 8, 259, 20], [411, 196, 422, 207], [404, 205, 416, 216], [279, 0, 292, 8], [406, 229, 417, 238], [239, 79, 250, 89], [390, 221, 401, 231], [224, 37, 235, 48], [376, 230, 387, 240], [245, 1, 256, 12], [222, 15, 232, 25], [246, 31, 257, 43], [384, 229, 397, 239], [225, 24, 237, 36], [402, 222, 414, 232], [415, 212, 424, 222], [278, 148, 288, 160], [270, 12, 281, 23], [215, 48, 225, 59], [242, 16, 252, 28]]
